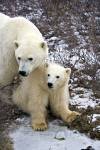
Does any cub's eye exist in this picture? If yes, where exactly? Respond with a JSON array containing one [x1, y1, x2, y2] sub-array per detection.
[[18, 57, 21, 60], [56, 76, 60, 79], [48, 74, 50, 77], [28, 58, 33, 61]]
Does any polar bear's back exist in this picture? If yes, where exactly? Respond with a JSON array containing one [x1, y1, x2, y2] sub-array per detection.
[[0, 13, 42, 38], [0, 13, 10, 29], [9, 16, 43, 39]]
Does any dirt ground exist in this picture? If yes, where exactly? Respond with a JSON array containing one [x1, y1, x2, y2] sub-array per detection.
[[0, 81, 24, 150]]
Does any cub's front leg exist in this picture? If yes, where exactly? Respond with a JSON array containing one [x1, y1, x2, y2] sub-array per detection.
[[60, 107, 80, 123], [28, 91, 48, 131], [50, 92, 80, 123], [51, 102, 80, 123]]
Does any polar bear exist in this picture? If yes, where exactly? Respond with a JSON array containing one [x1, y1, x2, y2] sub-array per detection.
[[13, 63, 80, 131], [46, 63, 80, 124], [0, 13, 48, 87]]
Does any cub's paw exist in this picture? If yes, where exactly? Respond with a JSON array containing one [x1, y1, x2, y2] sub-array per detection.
[[66, 111, 80, 123], [32, 122, 48, 131]]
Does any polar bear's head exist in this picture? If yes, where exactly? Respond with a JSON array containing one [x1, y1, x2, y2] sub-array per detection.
[[46, 63, 71, 90], [14, 39, 48, 76]]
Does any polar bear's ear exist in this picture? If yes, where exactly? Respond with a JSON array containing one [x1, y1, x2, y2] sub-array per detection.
[[66, 68, 71, 75], [40, 41, 48, 50], [14, 40, 19, 48]]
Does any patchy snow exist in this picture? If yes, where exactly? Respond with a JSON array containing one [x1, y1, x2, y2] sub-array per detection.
[[95, 69, 100, 80], [55, 131, 66, 140], [9, 118, 100, 150], [71, 16, 87, 48], [70, 88, 100, 109], [91, 114, 100, 122], [95, 126, 100, 132], [71, 96, 98, 109]]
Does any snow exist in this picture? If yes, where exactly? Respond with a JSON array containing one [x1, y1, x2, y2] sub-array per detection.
[[71, 16, 87, 48], [9, 118, 100, 150], [95, 126, 100, 131], [71, 96, 98, 108], [55, 131, 66, 140], [70, 88, 100, 109], [91, 114, 100, 122], [96, 69, 100, 80]]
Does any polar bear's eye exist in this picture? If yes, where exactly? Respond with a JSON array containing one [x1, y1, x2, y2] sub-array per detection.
[[48, 74, 50, 77], [28, 58, 33, 61], [56, 76, 60, 79], [18, 57, 21, 60]]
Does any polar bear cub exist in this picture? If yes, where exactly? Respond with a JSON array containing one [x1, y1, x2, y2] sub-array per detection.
[[46, 63, 80, 124], [13, 63, 79, 130]]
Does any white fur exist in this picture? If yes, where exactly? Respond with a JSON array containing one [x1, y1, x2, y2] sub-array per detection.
[[0, 13, 48, 87], [13, 63, 79, 131]]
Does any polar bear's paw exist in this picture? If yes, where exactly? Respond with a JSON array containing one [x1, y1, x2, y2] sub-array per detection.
[[32, 121, 48, 131], [66, 111, 80, 123]]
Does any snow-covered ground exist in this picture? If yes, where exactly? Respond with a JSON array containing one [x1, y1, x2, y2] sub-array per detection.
[[9, 117, 100, 150], [70, 87, 100, 109]]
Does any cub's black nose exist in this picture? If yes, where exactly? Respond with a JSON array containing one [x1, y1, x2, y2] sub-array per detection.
[[48, 82, 53, 88], [19, 71, 27, 76]]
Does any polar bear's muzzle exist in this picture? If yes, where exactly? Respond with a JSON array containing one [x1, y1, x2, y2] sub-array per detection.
[[19, 71, 27, 77], [18, 61, 31, 77], [48, 82, 53, 88]]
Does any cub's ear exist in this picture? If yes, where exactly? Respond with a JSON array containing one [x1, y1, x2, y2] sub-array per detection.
[[14, 40, 19, 48], [65, 68, 71, 75], [40, 41, 48, 50]]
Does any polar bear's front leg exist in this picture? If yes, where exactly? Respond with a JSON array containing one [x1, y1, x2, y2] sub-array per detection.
[[31, 115, 48, 131], [50, 92, 80, 123], [59, 106, 80, 123], [28, 94, 48, 131], [54, 103, 80, 123]]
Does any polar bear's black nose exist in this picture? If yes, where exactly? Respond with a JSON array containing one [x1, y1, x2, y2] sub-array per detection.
[[48, 82, 53, 88], [19, 71, 27, 76]]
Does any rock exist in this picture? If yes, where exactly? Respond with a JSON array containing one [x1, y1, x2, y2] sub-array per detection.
[[55, 131, 66, 140], [81, 145, 95, 150]]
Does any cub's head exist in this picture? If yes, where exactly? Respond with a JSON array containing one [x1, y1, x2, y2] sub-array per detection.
[[45, 63, 71, 90], [14, 39, 48, 76]]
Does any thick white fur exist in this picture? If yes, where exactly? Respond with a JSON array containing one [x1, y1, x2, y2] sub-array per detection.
[[13, 63, 79, 131], [0, 13, 48, 87]]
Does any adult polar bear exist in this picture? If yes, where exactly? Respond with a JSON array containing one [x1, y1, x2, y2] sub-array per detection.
[[0, 13, 48, 87]]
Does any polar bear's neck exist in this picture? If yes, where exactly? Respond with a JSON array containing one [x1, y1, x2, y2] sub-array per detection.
[[27, 63, 46, 80]]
